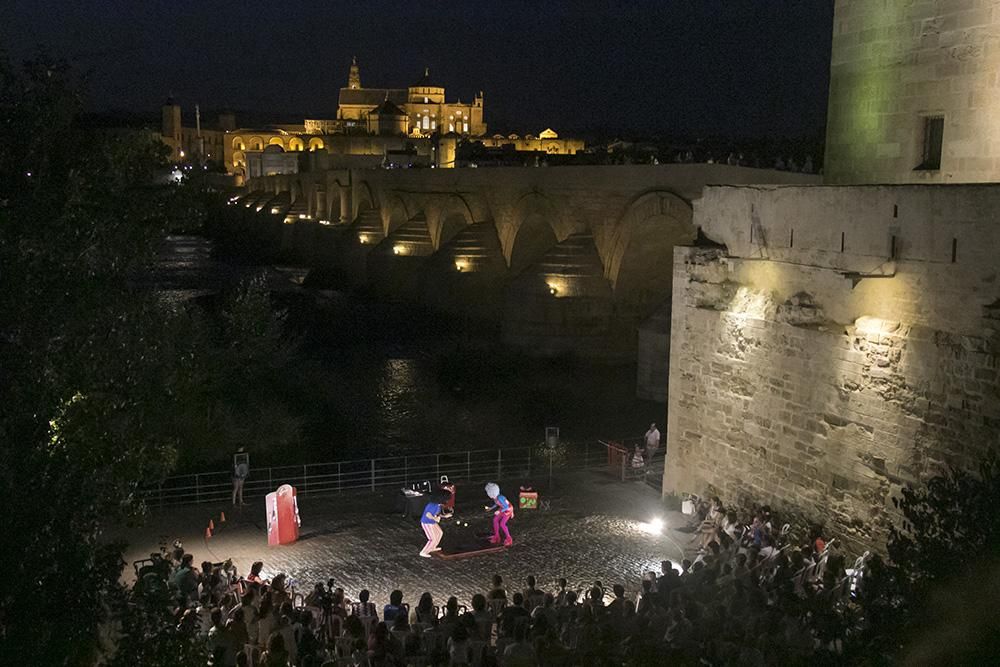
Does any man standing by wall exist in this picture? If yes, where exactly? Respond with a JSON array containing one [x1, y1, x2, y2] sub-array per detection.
[[232, 447, 249, 506], [644, 423, 661, 461]]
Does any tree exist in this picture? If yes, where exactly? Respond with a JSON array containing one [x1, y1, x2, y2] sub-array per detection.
[[845, 455, 1000, 664]]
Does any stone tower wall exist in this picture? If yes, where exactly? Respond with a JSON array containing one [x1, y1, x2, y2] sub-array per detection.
[[825, 0, 1000, 184], [664, 184, 1000, 552]]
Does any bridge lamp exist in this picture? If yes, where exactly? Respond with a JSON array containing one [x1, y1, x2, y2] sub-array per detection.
[[359, 234, 370, 244], [547, 283, 559, 296], [393, 244, 407, 255], [455, 260, 468, 272]]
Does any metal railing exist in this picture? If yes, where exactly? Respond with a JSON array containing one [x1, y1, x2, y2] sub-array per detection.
[[599, 437, 664, 490], [141, 441, 628, 508]]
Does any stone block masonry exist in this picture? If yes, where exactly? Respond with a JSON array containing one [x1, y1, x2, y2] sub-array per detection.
[[664, 184, 1000, 553]]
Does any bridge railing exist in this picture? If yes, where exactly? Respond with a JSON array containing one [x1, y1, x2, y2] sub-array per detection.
[[141, 441, 620, 508]]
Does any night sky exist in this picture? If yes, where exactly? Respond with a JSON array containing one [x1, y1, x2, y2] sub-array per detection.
[[3, 0, 835, 138]]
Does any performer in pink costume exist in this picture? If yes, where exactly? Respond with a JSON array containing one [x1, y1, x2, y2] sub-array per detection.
[[484, 482, 514, 546]]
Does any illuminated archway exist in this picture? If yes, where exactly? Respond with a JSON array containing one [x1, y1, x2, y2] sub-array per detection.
[[249, 137, 264, 150], [308, 137, 325, 151], [268, 137, 284, 148], [288, 137, 304, 151], [507, 193, 566, 275], [607, 191, 694, 318], [232, 136, 245, 151], [430, 195, 476, 249]]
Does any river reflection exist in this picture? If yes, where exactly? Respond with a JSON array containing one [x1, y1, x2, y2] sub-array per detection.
[[150, 235, 663, 463]]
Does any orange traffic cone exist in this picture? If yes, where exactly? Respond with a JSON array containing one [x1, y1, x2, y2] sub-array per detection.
[[220, 511, 226, 523], [209, 519, 215, 531], [205, 526, 212, 539]]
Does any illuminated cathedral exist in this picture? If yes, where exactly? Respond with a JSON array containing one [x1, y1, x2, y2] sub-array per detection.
[[161, 58, 580, 179]]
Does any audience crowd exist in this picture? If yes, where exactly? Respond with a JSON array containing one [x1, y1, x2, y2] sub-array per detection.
[[130, 497, 875, 666]]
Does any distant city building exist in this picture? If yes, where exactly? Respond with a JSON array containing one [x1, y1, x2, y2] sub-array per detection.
[[159, 59, 581, 180], [479, 129, 584, 156]]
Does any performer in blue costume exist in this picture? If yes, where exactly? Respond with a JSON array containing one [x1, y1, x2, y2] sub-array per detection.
[[419, 493, 444, 558], [484, 482, 514, 546]]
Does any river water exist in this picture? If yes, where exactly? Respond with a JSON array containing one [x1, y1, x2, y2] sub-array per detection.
[[150, 235, 663, 466]]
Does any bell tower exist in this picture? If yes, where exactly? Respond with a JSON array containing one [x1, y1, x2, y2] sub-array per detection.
[[348, 56, 361, 90]]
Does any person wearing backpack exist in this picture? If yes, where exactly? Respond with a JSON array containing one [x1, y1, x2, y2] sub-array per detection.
[[233, 448, 249, 506]]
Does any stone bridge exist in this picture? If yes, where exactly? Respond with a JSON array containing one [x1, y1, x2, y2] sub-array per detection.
[[227, 164, 818, 372]]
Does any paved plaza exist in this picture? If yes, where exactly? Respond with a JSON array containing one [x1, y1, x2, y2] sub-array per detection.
[[118, 470, 692, 604]]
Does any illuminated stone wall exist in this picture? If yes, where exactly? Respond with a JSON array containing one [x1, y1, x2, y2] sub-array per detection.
[[664, 184, 1000, 551], [825, 0, 1000, 184]]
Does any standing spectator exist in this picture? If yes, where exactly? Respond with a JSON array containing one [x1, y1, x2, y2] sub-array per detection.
[[232, 447, 249, 506], [644, 423, 660, 461]]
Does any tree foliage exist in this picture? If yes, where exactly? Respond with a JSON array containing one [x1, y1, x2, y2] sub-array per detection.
[[0, 52, 300, 663]]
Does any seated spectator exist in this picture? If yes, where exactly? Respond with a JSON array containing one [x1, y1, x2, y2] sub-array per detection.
[[274, 602, 297, 665], [256, 595, 277, 649], [352, 588, 378, 619], [498, 593, 530, 636], [228, 608, 249, 648], [553, 578, 570, 606], [171, 554, 199, 601], [342, 615, 367, 654], [246, 561, 266, 586], [447, 623, 473, 666], [606, 584, 629, 619], [521, 575, 544, 610], [260, 632, 290, 667], [468, 593, 492, 642], [630, 445, 645, 469], [488, 574, 507, 601], [383, 589, 405, 623], [502, 619, 537, 666], [367, 622, 394, 665], [410, 591, 436, 625], [208, 607, 239, 667]]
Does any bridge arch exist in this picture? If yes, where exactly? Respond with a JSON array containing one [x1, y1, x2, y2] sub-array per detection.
[[506, 192, 571, 274], [268, 136, 285, 148], [382, 193, 412, 236], [429, 194, 477, 250], [353, 181, 377, 219], [606, 190, 695, 314]]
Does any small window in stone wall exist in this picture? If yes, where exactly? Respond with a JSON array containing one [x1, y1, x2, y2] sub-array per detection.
[[916, 116, 944, 170]]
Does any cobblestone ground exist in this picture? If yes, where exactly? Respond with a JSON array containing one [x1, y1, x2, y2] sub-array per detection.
[[118, 470, 692, 605]]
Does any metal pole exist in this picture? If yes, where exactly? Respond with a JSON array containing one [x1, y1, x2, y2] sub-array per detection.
[[497, 449, 502, 479], [195, 474, 200, 504], [337, 462, 342, 493], [303, 464, 308, 495], [371, 459, 376, 492], [527, 447, 531, 477], [436, 454, 440, 480], [404, 456, 408, 485], [467, 451, 471, 480]]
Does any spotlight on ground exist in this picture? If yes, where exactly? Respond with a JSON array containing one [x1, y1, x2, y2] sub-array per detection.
[[638, 517, 665, 535]]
